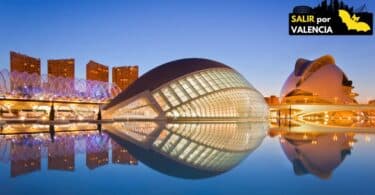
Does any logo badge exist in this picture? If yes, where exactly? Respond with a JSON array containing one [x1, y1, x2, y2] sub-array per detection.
[[289, 0, 373, 35]]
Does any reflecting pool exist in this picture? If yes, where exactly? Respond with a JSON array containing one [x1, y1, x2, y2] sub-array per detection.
[[1, 123, 375, 195]]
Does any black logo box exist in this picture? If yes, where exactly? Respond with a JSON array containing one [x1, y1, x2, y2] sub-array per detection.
[[289, 13, 373, 35]]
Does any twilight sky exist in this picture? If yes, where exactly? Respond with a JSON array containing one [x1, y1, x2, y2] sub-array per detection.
[[0, 0, 374, 102]]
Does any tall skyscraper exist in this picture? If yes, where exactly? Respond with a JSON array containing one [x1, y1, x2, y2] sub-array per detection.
[[10, 51, 41, 75], [86, 60, 109, 82], [112, 66, 138, 91], [48, 58, 75, 78]]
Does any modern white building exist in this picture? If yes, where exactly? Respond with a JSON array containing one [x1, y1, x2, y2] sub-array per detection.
[[280, 55, 358, 104], [104, 58, 268, 121]]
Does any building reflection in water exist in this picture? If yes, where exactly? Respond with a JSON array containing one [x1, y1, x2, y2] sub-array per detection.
[[105, 121, 268, 178], [282, 133, 354, 179], [48, 133, 75, 171], [86, 133, 110, 170], [112, 140, 137, 165], [269, 128, 356, 179], [11, 136, 42, 177], [0, 131, 137, 178]]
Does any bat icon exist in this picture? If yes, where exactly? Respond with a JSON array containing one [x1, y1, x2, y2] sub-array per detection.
[[338, 9, 371, 32]]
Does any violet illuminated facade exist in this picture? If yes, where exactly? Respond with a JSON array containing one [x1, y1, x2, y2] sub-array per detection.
[[0, 69, 121, 101], [0, 69, 120, 121]]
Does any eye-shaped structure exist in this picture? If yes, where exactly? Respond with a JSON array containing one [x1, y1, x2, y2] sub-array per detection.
[[104, 58, 268, 121], [280, 55, 358, 104], [106, 121, 268, 178]]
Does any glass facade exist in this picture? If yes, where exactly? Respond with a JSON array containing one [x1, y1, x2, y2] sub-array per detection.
[[110, 121, 158, 142], [112, 98, 159, 120], [110, 67, 268, 121]]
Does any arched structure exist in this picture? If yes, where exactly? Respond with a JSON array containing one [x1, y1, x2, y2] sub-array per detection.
[[0, 69, 121, 102], [104, 58, 268, 121]]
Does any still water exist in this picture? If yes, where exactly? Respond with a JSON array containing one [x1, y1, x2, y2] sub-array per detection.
[[0, 124, 374, 195]]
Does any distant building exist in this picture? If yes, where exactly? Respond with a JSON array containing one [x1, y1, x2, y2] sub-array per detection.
[[10, 51, 41, 75], [112, 66, 139, 91], [86, 60, 109, 82], [369, 100, 375, 105], [280, 55, 358, 104], [48, 58, 75, 78], [264, 95, 279, 106]]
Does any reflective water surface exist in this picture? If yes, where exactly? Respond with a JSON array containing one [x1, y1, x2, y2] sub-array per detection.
[[1, 123, 375, 195]]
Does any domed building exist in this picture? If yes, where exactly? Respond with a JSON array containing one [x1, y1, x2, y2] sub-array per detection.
[[103, 58, 268, 121], [280, 55, 358, 104]]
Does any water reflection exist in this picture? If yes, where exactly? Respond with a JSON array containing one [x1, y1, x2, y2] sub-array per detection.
[[274, 131, 354, 179], [268, 117, 367, 179], [1, 120, 373, 181], [0, 131, 137, 177], [105, 121, 268, 178], [0, 121, 268, 179]]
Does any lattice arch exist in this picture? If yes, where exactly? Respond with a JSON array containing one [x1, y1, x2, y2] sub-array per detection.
[[0, 69, 121, 101]]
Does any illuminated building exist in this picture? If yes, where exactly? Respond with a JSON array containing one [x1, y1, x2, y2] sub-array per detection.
[[10, 51, 41, 75], [48, 135, 75, 171], [111, 140, 137, 165], [48, 58, 75, 78], [279, 132, 354, 179], [11, 139, 41, 177], [0, 69, 120, 121], [264, 95, 279, 106], [0, 69, 119, 101], [112, 66, 139, 91], [86, 134, 109, 169], [86, 60, 109, 82], [280, 55, 358, 104], [104, 58, 268, 121], [106, 121, 268, 178]]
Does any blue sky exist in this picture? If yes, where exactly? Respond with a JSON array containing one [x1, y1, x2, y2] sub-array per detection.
[[0, 0, 374, 102]]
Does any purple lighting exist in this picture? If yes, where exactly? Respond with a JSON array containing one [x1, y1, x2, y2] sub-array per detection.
[[0, 69, 121, 102]]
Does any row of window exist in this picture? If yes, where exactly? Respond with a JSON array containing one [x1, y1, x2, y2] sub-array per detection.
[[151, 122, 267, 171], [152, 68, 251, 113], [113, 98, 158, 119], [152, 129, 253, 171], [165, 89, 267, 118], [165, 123, 266, 151], [112, 122, 158, 142]]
